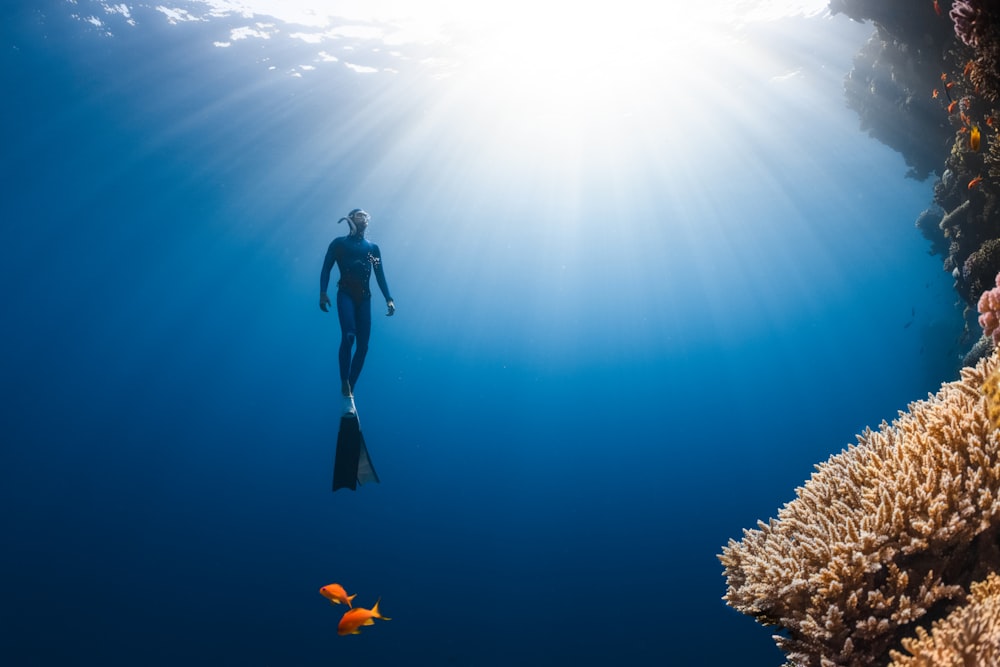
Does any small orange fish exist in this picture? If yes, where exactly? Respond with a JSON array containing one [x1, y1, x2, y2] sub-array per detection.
[[338, 598, 390, 636], [934, 0, 942, 16], [986, 116, 995, 127], [969, 175, 984, 189], [948, 100, 958, 114], [946, 81, 956, 90], [933, 88, 940, 99], [319, 583, 356, 608], [971, 125, 982, 151], [960, 126, 969, 134], [941, 72, 948, 82]]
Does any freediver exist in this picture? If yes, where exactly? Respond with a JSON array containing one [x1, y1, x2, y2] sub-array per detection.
[[319, 208, 395, 398]]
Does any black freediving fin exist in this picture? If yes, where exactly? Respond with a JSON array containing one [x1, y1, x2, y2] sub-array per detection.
[[355, 429, 379, 486], [332, 397, 379, 492]]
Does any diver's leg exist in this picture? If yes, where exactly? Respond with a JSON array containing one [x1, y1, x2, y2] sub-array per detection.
[[336, 290, 357, 396], [348, 297, 372, 391]]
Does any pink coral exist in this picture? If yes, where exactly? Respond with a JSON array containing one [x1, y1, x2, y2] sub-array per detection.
[[978, 271, 1000, 344], [951, 0, 988, 48]]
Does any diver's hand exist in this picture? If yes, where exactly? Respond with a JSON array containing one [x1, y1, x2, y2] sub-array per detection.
[[320, 292, 331, 312], [386, 300, 395, 317]]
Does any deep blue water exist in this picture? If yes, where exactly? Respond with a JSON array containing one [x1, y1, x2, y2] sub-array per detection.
[[0, 3, 968, 666]]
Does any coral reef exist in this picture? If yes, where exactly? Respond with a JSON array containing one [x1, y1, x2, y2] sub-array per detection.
[[962, 237, 1000, 304], [720, 353, 1000, 666], [979, 271, 1000, 344], [721, 6, 1000, 663], [832, 0, 956, 180], [831, 0, 1000, 356], [934, 0, 1000, 348], [951, 0, 994, 51], [889, 572, 1000, 665], [965, 332, 995, 366], [841, 31, 952, 181]]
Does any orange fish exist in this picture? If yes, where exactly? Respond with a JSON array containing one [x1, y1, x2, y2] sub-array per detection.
[[986, 116, 995, 127], [969, 175, 984, 189], [946, 81, 956, 90], [948, 100, 958, 114], [941, 72, 948, 82], [933, 88, 940, 99], [934, 0, 942, 16], [971, 125, 982, 151], [338, 598, 390, 636], [319, 583, 356, 608]]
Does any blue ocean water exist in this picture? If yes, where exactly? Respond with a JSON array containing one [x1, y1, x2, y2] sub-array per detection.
[[0, 3, 967, 666]]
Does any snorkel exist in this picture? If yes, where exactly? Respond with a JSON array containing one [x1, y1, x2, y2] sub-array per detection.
[[338, 208, 370, 237]]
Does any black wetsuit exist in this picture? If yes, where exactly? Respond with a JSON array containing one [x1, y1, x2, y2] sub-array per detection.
[[320, 234, 392, 390]]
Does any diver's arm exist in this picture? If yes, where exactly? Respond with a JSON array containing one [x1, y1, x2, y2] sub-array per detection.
[[319, 240, 337, 311], [371, 244, 394, 316]]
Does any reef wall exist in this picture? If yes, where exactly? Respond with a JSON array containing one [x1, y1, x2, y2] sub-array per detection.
[[833, 0, 1000, 363], [721, 3, 1000, 664]]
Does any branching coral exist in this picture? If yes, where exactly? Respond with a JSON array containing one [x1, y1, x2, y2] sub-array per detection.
[[720, 354, 1000, 666], [889, 572, 1000, 665]]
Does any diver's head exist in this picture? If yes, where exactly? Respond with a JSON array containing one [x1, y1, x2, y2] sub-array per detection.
[[339, 208, 371, 235]]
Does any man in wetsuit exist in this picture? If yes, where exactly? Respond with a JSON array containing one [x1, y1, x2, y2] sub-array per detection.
[[319, 208, 395, 398]]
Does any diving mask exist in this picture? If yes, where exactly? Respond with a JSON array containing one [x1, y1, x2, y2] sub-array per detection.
[[349, 209, 371, 226]]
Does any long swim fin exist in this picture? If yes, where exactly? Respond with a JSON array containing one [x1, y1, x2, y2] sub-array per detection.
[[332, 397, 380, 492]]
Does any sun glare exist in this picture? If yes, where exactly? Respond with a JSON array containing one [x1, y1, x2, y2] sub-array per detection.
[[389, 0, 824, 196], [179, 0, 832, 151], [448, 5, 737, 135], [149, 0, 851, 237], [184, 1, 827, 132]]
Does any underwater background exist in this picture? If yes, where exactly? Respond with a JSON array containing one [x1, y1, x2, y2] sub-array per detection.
[[0, 2, 970, 665]]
